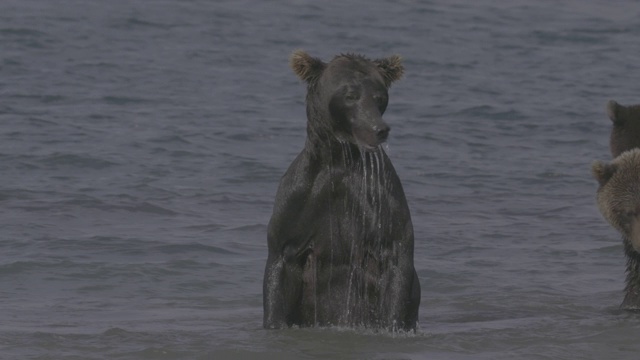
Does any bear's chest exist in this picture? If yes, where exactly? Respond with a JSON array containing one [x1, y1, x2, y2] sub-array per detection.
[[309, 166, 407, 257]]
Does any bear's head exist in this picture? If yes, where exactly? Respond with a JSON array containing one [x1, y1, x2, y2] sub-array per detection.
[[607, 100, 640, 157], [593, 149, 640, 252], [290, 50, 404, 151]]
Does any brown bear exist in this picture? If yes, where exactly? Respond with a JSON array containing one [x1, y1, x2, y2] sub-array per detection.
[[592, 148, 640, 309], [263, 50, 420, 331], [607, 100, 640, 157]]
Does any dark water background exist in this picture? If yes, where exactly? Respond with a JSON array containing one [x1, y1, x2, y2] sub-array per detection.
[[1, 0, 640, 359]]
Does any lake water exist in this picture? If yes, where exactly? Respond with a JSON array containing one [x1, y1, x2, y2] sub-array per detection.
[[1, 0, 640, 359]]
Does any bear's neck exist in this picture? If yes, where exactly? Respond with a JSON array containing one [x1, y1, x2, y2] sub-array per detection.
[[622, 238, 640, 309], [303, 133, 384, 169], [303, 97, 359, 161]]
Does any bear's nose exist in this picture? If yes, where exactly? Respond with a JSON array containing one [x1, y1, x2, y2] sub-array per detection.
[[375, 124, 390, 142]]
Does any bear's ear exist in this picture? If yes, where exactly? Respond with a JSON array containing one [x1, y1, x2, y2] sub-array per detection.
[[607, 100, 623, 125], [592, 160, 617, 186], [290, 50, 325, 83], [374, 55, 404, 87]]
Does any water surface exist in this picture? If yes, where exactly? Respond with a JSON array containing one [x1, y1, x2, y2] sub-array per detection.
[[1, 0, 639, 359]]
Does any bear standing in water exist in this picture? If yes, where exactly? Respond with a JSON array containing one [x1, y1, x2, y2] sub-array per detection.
[[596, 100, 640, 309], [592, 149, 640, 309], [263, 51, 420, 331], [607, 100, 640, 157]]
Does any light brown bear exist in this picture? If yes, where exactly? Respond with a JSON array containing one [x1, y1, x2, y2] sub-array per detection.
[[592, 148, 640, 309], [607, 100, 640, 157]]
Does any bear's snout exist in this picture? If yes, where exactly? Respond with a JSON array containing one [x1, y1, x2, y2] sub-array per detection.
[[374, 124, 390, 143], [353, 120, 390, 150]]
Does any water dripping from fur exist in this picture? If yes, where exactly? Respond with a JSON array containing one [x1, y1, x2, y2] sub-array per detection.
[[349, 145, 391, 326], [324, 141, 396, 327]]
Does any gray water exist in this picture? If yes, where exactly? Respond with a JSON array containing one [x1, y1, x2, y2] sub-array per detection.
[[1, 0, 639, 359]]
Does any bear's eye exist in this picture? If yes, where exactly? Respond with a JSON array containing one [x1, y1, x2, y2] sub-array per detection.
[[373, 95, 388, 104], [345, 93, 360, 102], [374, 95, 388, 112]]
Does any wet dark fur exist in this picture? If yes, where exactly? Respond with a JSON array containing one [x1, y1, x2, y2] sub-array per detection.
[[263, 51, 420, 331]]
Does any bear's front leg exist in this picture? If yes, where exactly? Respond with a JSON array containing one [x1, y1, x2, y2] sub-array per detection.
[[263, 251, 305, 329], [622, 241, 640, 310], [381, 263, 419, 331], [263, 254, 287, 329]]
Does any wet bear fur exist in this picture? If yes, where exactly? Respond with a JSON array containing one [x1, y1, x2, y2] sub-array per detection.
[[607, 100, 640, 157], [263, 50, 420, 331], [593, 149, 640, 309]]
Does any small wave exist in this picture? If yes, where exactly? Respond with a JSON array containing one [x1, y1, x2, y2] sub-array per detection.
[[0, 261, 39, 274], [154, 243, 237, 255], [102, 95, 153, 105], [530, 29, 608, 45], [119, 201, 177, 215], [452, 105, 527, 121], [131, 347, 185, 358], [0, 260, 78, 275], [0, 188, 56, 201], [38, 153, 118, 170], [0, 31, 53, 48], [102, 327, 131, 337], [122, 17, 180, 30], [8, 93, 66, 104], [227, 223, 267, 232], [0, 27, 45, 36], [184, 223, 225, 233], [148, 134, 192, 145]]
